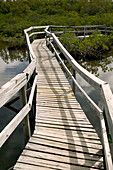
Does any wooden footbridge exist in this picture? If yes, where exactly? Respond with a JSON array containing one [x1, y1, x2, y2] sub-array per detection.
[[0, 25, 113, 170]]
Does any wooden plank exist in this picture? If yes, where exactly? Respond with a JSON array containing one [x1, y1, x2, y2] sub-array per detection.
[[37, 101, 79, 106], [37, 115, 88, 121], [37, 111, 87, 119], [37, 73, 65, 75], [37, 81, 69, 84], [16, 155, 100, 170], [36, 115, 88, 121], [37, 103, 81, 109], [26, 138, 103, 158], [37, 79, 68, 82], [37, 90, 73, 94], [28, 137, 103, 155], [36, 117, 92, 125], [37, 106, 85, 112], [35, 119, 94, 128], [37, 95, 76, 99], [37, 102, 81, 107], [31, 134, 101, 150], [37, 86, 71, 90], [37, 82, 70, 85], [37, 108, 85, 114], [36, 109, 88, 118], [26, 141, 103, 158], [36, 123, 96, 133], [14, 162, 53, 170], [37, 99, 79, 104], [25, 144, 103, 162], [33, 133, 102, 145], [35, 127, 100, 140], [35, 131, 100, 147], [37, 84, 70, 88], [21, 149, 104, 169], [37, 98, 78, 103], [36, 118, 93, 126], [37, 94, 76, 99], [37, 90, 74, 94], [37, 70, 64, 73]]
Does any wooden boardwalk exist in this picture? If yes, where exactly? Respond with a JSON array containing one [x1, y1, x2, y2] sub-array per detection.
[[14, 39, 104, 169]]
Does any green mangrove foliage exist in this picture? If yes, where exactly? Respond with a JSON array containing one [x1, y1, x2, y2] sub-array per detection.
[[1, 0, 113, 49], [59, 32, 113, 60]]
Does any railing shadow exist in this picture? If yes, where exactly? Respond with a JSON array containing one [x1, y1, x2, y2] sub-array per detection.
[[35, 39, 103, 169]]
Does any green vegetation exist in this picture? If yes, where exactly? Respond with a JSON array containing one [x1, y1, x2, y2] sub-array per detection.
[[59, 32, 113, 59], [1, 0, 113, 51]]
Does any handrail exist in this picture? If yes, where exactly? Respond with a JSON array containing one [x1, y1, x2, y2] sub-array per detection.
[[45, 25, 113, 170], [0, 26, 46, 148], [45, 25, 113, 139], [47, 25, 112, 35], [52, 33, 106, 90]]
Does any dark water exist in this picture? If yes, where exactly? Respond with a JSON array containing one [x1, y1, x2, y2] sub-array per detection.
[[0, 41, 29, 170]]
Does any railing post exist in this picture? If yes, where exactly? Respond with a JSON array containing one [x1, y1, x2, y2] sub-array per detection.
[[28, 69, 37, 134], [72, 68, 76, 94], [32, 29, 34, 42], [19, 85, 31, 144], [49, 27, 51, 42], [84, 27, 86, 39], [105, 26, 107, 35], [74, 28, 76, 38], [64, 27, 66, 34]]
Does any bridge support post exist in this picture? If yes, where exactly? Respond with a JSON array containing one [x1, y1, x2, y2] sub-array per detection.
[[72, 68, 76, 94], [19, 86, 31, 144]]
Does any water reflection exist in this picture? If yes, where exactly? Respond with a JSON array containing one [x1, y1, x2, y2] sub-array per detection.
[[0, 41, 28, 87], [0, 41, 28, 170], [77, 49, 113, 93], [0, 48, 27, 64], [78, 55, 113, 77]]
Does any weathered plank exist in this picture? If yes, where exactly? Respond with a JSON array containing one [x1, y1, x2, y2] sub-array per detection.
[[35, 119, 94, 127], [14, 39, 104, 170], [15, 155, 101, 170], [20, 149, 103, 169], [33, 133, 102, 145]]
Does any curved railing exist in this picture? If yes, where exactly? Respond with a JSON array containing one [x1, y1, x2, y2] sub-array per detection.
[[45, 25, 113, 170], [0, 25, 113, 170], [0, 27, 46, 147]]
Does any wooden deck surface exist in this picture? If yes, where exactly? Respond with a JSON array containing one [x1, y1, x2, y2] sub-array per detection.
[[14, 39, 104, 170]]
